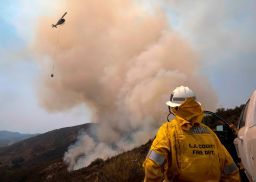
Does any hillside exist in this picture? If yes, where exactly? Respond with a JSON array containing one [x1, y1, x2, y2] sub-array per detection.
[[0, 106, 245, 182], [215, 104, 245, 125], [0, 140, 151, 182], [0, 131, 36, 148], [0, 123, 96, 167]]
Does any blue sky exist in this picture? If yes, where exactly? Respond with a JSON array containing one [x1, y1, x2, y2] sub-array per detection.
[[162, 0, 256, 107], [0, 0, 255, 133]]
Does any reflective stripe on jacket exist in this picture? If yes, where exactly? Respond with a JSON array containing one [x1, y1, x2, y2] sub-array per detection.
[[143, 98, 240, 182]]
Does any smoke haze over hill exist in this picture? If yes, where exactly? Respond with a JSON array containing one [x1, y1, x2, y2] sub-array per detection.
[[34, 0, 218, 170]]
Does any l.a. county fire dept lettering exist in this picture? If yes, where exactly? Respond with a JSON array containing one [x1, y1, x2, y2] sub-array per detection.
[[175, 125, 220, 173], [189, 143, 215, 155]]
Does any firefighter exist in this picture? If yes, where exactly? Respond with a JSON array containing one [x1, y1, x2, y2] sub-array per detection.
[[143, 86, 240, 182]]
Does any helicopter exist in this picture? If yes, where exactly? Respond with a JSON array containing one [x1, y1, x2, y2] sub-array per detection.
[[52, 12, 67, 28]]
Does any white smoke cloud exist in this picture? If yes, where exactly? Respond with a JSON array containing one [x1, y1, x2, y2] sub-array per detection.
[[34, 0, 218, 170], [63, 133, 119, 171]]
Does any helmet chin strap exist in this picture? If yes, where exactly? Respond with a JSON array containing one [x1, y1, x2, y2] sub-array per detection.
[[167, 94, 174, 122], [167, 112, 172, 122], [167, 106, 178, 122]]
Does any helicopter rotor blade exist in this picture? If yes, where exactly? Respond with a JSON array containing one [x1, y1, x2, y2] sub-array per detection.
[[61, 12, 67, 19]]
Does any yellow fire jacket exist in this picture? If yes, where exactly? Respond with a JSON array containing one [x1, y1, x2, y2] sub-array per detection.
[[144, 98, 240, 182]]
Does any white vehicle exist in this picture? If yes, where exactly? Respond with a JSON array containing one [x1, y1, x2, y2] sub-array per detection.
[[234, 90, 256, 182]]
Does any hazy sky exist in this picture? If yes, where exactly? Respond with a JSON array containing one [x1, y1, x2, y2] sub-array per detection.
[[0, 0, 255, 133]]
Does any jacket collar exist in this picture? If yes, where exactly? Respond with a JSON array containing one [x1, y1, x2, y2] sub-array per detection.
[[171, 98, 204, 130]]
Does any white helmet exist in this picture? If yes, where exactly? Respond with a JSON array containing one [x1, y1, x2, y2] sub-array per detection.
[[166, 86, 196, 107]]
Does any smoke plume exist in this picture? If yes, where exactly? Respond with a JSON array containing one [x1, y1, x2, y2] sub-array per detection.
[[34, 0, 218, 170]]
